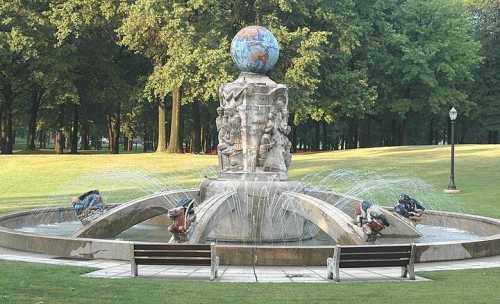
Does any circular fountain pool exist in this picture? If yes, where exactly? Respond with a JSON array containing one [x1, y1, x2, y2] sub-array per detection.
[[2, 199, 500, 265], [12, 219, 481, 244]]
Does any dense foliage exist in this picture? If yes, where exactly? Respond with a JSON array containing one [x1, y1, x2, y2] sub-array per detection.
[[0, 0, 497, 154]]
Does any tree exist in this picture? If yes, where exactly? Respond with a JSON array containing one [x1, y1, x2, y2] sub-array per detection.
[[0, 1, 48, 154], [119, 0, 232, 153], [364, 0, 481, 145], [466, 0, 500, 143], [48, 0, 149, 154]]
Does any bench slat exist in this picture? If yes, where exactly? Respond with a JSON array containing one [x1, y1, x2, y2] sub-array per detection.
[[134, 244, 211, 251], [340, 252, 411, 260], [134, 250, 211, 258], [339, 259, 409, 268], [339, 246, 411, 254], [135, 257, 211, 266]]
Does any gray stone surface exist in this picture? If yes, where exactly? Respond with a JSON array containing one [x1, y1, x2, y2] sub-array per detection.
[[306, 189, 422, 238], [217, 72, 291, 181], [196, 179, 317, 242], [281, 192, 365, 245], [188, 191, 238, 243], [73, 189, 198, 239]]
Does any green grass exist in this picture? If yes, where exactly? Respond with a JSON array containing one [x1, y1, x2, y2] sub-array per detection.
[[0, 145, 500, 303], [1, 261, 500, 304], [1, 144, 499, 217]]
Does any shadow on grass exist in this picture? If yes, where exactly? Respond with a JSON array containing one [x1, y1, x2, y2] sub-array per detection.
[[13, 149, 153, 155]]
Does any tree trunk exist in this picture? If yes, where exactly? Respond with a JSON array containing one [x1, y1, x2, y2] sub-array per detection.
[[399, 116, 408, 146], [347, 119, 359, 149], [26, 88, 42, 151], [38, 129, 46, 149], [123, 136, 129, 151], [70, 104, 79, 154], [107, 118, 112, 151], [127, 137, 133, 151], [167, 86, 181, 153], [109, 104, 121, 154], [54, 105, 65, 154], [0, 102, 3, 152], [321, 121, 329, 150], [80, 121, 90, 150], [0, 103, 14, 154], [290, 124, 297, 153], [0, 88, 14, 154], [191, 102, 201, 154], [156, 98, 167, 152], [487, 130, 498, 144], [359, 119, 372, 148], [143, 127, 148, 152], [93, 136, 102, 150], [428, 117, 434, 145], [200, 125, 206, 153], [314, 120, 320, 150]]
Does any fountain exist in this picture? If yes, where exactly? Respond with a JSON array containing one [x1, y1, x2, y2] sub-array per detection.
[[71, 25, 420, 245], [1, 26, 500, 265]]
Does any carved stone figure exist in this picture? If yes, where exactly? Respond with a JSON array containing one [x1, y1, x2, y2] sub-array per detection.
[[258, 113, 274, 167], [71, 190, 105, 225], [167, 197, 196, 243]]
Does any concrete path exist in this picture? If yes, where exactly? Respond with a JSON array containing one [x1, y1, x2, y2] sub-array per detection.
[[2, 246, 500, 283]]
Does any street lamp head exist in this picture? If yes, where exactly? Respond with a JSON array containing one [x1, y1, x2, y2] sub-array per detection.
[[449, 107, 458, 121]]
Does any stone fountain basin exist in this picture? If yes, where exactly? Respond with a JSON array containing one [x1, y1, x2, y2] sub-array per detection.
[[1, 205, 500, 265]]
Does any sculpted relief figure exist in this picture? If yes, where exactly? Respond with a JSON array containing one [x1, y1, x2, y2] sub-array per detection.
[[216, 108, 231, 170], [219, 85, 245, 109], [227, 111, 243, 170], [258, 113, 274, 167], [216, 86, 245, 172]]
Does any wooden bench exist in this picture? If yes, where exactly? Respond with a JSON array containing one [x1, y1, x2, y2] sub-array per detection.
[[327, 244, 416, 282], [131, 242, 219, 280]]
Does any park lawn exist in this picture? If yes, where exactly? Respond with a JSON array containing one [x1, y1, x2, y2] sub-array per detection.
[[0, 147, 499, 303], [0, 144, 499, 217], [0, 260, 500, 304]]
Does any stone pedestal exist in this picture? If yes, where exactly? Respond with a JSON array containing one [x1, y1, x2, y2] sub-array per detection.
[[217, 72, 291, 181], [197, 71, 317, 242]]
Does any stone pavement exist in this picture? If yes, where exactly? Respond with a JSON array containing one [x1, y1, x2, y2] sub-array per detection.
[[2, 246, 500, 283]]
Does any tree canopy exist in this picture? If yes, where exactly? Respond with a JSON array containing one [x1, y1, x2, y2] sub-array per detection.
[[0, 0, 496, 155]]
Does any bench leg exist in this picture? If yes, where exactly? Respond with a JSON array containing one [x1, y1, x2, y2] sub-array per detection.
[[334, 263, 340, 282], [131, 260, 138, 277], [215, 256, 220, 278], [401, 266, 408, 278], [408, 244, 416, 280], [210, 256, 220, 280], [326, 257, 340, 282], [210, 243, 217, 281], [326, 258, 333, 280], [210, 257, 219, 281], [408, 263, 415, 280]]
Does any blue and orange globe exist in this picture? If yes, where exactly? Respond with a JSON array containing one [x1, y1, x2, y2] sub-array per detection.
[[230, 26, 280, 74]]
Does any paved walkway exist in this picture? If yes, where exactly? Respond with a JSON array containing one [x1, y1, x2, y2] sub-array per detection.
[[2, 247, 500, 283]]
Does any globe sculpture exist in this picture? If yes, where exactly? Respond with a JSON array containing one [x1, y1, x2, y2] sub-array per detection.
[[230, 25, 279, 74]]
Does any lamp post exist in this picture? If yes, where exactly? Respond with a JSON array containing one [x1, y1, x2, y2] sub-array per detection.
[[446, 107, 460, 193]]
